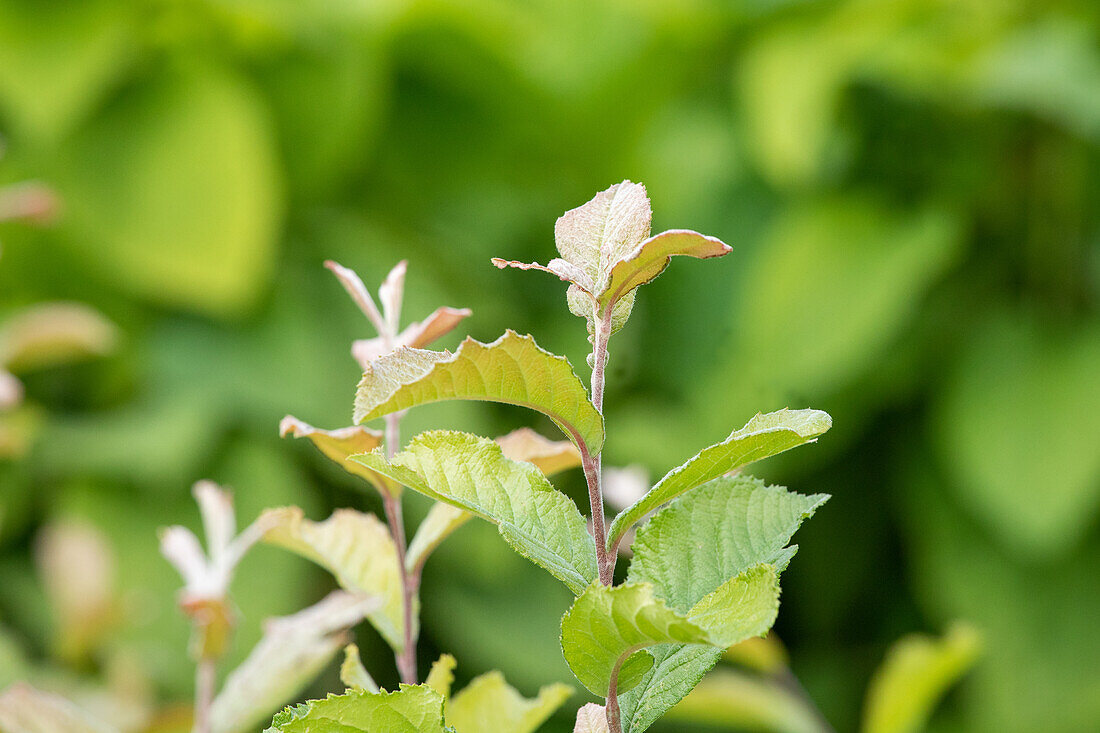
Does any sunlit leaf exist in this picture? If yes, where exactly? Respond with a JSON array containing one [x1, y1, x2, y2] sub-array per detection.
[[265, 685, 449, 733], [353, 331, 603, 453], [560, 568, 778, 697], [608, 409, 830, 551], [279, 416, 400, 497], [425, 654, 457, 699], [211, 591, 379, 733], [261, 507, 409, 652], [495, 427, 583, 476], [862, 624, 981, 733], [447, 671, 572, 733], [354, 431, 596, 594]]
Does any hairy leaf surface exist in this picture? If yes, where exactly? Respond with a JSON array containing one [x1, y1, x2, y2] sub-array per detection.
[[353, 330, 603, 452], [560, 568, 778, 697], [354, 431, 596, 593], [265, 685, 449, 733], [609, 409, 830, 551], [261, 507, 409, 652], [574, 703, 610, 733]]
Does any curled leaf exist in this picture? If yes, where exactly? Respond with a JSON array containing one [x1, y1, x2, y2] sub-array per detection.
[[352, 306, 472, 368], [353, 330, 603, 453], [495, 427, 582, 475], [279, 415, 399, 497]]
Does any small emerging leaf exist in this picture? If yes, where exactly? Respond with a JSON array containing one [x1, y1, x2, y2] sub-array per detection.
[[353, 330, 603, 453], [280, 416, 400, 497], [353, 307, 472, 368], [862, 623, 981, 733], [574, 703, 610, 733], [447, 671, 572, 733], [265, 685, 448, 733], [426, 654, 457, 699], [493, 181, 729, 334], [609, 409, 831, 552], [354, 431, 596, 594], [261, 507, 410, 652], [560, 568, 778, 697], [341, 644, 380, 693]]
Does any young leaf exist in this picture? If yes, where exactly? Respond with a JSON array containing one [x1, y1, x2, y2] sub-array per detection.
[[628, 475, 828, 612], [426, 654, 457, 698], [493, 181, 729, 332], [265, 685, 449, 733], [211, 591, 379, 733], [261, 507, 410, 652], [574, 703, 611, 733], [447, 671, 572, 733], [661, 668, 826, 733], [280, 416, 400, 497], [353, 331, 604, 453], [341, 644, 380, 693], [0, 684, 117, 733], [560, 569, 778, 697], [608, 409, 831, 552], [0, 302, 118, 372], [862, 624, 981, 733], [353, 307, 472, 369], [619, 476, 826, 731], [404, 428, 581, 574], [353, 431, 597, 594]]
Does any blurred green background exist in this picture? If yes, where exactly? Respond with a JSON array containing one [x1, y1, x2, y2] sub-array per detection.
[[1, 0, 1099, 731]]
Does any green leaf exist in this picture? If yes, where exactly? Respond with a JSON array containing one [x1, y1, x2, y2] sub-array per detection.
[[662, 668, 827, 733], [560, 569, 779, 697], [618, 476, 826, 732], [261, 507, 410, 653], [862, 624, 981, 733], [353, 431, 596, 594], [58, 64, 282, 317], [0, 684, 117, 733], [211, 591, 379, 733], [493, 181, 729, 334], [280, 416, 401, 497], [404, 428, 583, 574], [426, 654, 457, 699], [265, 685, 449, 733], [628, 475, 828, 610], [0, 303, 118, 373], [341, 644, 380, 693], [353, 331, 603, 453], [609, 409, 831, 552], [447, 671, 572, 733], [574, 704, 610, 733]]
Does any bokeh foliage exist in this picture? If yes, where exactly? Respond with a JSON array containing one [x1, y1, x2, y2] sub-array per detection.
[[1, 0, 1098, 731]]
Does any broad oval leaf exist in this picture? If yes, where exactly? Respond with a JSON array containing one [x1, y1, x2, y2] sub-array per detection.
[[608, 409, 831, 552], [560, 569, 778, 697], [862, 624, 981, 733], [279, 416, 400, 497], [354, 430, 597, 594], [353, 330, 603, 453], [260, 507, 409, 653], [265, 685, 448, 733], [447, 671, 572, 733]]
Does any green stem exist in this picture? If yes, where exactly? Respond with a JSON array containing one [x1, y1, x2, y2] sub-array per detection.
[[383, 412, 418, 684]]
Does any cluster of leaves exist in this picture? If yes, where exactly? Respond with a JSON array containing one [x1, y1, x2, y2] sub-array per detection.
[[1, 1, 1098, 731]]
